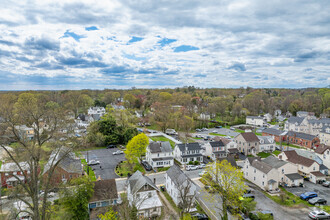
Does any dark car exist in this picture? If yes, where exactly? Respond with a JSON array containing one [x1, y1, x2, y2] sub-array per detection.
[[215, 126, 222, 128], [300, 192, 318, 200], [308, 197, 327, 205], [191, 213, 209, 220], [106, 145, 116, 149], [141, 161, 152, 171], [242, 193, 255, 200]]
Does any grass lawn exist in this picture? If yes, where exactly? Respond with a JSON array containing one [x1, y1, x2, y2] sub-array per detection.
[[81, 158, 96, 181], [273, 150, 281, 156], [275, 142, 302, 149], [79, 146, 107, 151], [150, 136, 175, 149], [257, 152, 271, 158], [115, 160, 144, 177], [209, 133, 227, 137], [254, 132, 262, 136], [162, 190, 182, 213], [157, 167, 171, 172], [192, 137, 203, 140], [235, 129, 245, 133]]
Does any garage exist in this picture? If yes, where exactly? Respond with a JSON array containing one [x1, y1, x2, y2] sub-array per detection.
[[309, 171, 326, 184], [285, 173, 303, 187]]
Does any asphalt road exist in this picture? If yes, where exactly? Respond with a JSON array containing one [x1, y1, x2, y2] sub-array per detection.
[[285, 181, 330, 199], [82, 148, 126, 180]]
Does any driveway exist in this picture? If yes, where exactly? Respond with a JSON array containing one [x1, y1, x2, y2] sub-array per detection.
[[193, 127, 239, 138], [284, 181, 330, 198], [82, 148, 126, 180]]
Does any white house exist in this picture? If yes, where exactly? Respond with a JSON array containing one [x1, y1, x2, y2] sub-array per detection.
[[258, 136, 276, 152], [246, 116, 265, 127], [165, 165, 196, 208], [319, 127, 330, 145], [315, 145, 330, 173], [274, 109, 282, 117], [174, 143, 203, 164], [88, 106, 106, 121], [203, 141, 227, 161], [127, 171, 163, 218], [263, 113, 273, 122], [146, 141, 174, 169]]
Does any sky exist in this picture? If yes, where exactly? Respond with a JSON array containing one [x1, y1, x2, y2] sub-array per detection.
[[0, 0, 329, 90]]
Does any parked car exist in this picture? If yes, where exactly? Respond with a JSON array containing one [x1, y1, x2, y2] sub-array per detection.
[[199, 163, 206, 169], [212, 130, 218, 133], [202, 128, 208, 131], [300, 192, 318, 200], [88, 160, 100, 165], [165, 129, 178, 135], [191, 213, 208, 220], [199, 170, 206, 177], [215, 126, 222, 128], [308, 197, 327, 205], [308, 210, 330, 219], [230, 127, 235, 130], [196, 129, 202, 132], [141, 161, 152, 171], [113, 150, 124, 155], [242, 193, 255, 200], [322, 181, 330, 187], [106, 145, 116, 149], [186, 165, 198, 171]]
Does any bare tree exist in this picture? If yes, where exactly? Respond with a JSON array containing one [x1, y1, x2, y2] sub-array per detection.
[[0, 93, 75, 220]]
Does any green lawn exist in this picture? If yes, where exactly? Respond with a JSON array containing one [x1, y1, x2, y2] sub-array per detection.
[[209, 133, 227, 137], [81, 158, 97, 181], [115, 160, 144, 177], [256, 152, 271, 158], [235, 129, 245, 133], [275, 142, 302, 149], [150, 136, 175, 149], [157, 167, 171, 172], [192, 137, 203, 140], [273, 150, 281, 156], [162, 190, 182, 213], [254, 132, 262, 136]]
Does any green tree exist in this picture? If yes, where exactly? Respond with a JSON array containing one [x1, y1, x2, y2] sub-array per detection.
[[205, 160, 247, 220], [241, 198, 256, 215], [182, 213, 193, 220], [159, 92, 172, 102], [98, 207, 118, 220], [125, 133, 149, 163], [59, 176, 94, 220], [288, 99, 304, 116]]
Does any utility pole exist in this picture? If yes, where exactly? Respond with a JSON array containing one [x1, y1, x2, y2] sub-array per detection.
[[87, 151, 89, 176]]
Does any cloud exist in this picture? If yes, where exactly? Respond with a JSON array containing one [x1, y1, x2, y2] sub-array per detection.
[[24, 36, 60, 51], [227, 62, 246, 71]]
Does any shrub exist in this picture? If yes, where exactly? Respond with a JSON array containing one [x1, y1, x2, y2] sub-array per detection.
[[188, 161, 194, 165], [194, 161, 200, 165]]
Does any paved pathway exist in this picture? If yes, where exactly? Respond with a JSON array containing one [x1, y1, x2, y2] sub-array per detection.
[[158, 191, 180, 220]]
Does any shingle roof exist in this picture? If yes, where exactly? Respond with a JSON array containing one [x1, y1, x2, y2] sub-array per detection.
[[310, 171, 326, 177], [128, 170, 158, 194], [262, 156, 288, 168], [212, 137, 231, 145], [251, 160, 273, 174], [315, 145, 330, 154], [258, 136, 274, 145], [287, 117, 304, 125], [283, 150, 317, 167], [176, 143, 202, 152], [239, 132, 259, 142], [308, 118, 330, 125], [210, 141, 225, 148], [218, 156, 238, 168], [90, 179, 118, 203], [247, 116, 263, 119], [285, 173, 303, 180], [166, 165, 190, 186], [262, 128, 284, 136], [287, 131, 317, 141], [227, 148, 238, 154], [148, 141, 173, 153]]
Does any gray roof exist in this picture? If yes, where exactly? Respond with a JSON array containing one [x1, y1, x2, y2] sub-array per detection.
[[268, 179, 277, 184], [308, 118, 330, 125], [287, 117, 304, 125], [176, 143, 202, 152], [210, 141, 225, 148], [287, 131, 317, 141], [258, 136, 274, 145], [262, 156, 288, 169], [148, 141, 173, 153], [218, 156, 237, 167], [166, 165, 190, 186], [262, 128, 284, 136], [285, 173, 303, 180], [320, 164, 328, 171], [248, 157, 273, 174], [128, 170, 158, 194], [151, 157, 173, 161], [247, 116, 263, 119], [182, 153, 203, 158]]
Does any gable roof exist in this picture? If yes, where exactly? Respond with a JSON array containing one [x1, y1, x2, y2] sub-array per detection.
[[127, 170, 158, 194], [315, 145, 330, 154], [176, 143, 202, 152], [239, 132, 259, 142], [212, 136, 231, 145], [209, 141, 225, 148], [166, 165, 190, 186], [218, 156, 237, 168], [148, 141, 173, 153], [249, 158, 273, 174], [287, 131, 317, 141], [262, 156, 288, 169], [285, 173, 303, 180], [258, 136, 274, 145], [287, 116, 304, 125], [262, 128, 285, 136], [283, 150, 317, 167], [247, 116, 263, 120], [90, 179, 118, 203]]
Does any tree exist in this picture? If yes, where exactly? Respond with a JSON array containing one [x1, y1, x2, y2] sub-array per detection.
[[0, 93, 74, 220], [205, 160, 247, 220], [152, 102, 173, 132], [178, 115, 194, 142], [124, 94, 137, 108], [159, 92, 172, 102], [58, 176, 94, 220], [288, 99, 303, 116], [124, 133, 149, 168], [98, 207, 118, 220], [64, 91, 93, 117], [241, 198, 256, 215]]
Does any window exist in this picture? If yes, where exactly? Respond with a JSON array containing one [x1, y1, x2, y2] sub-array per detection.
[[254, 177, 256, 181], [148, 192, 152, 198], [263, 174, 265, 178], [62, 174, 65, 179], [144, 184, 148, 190], [254, 168, 256, 173], [246, 165, 248, 169], [262, 182, 264, 186], [313, 167, 315, 171], [246, 172, 248, 176], [282, 169, 284, 174]]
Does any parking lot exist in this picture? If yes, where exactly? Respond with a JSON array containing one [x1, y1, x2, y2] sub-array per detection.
[[82, 148, 126, 180], [284, 181, 330, 198], [194, 127, 239, 138]]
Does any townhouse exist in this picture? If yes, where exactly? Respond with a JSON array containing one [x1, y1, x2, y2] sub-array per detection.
[[285, 116, 330, 136], [319, 127, 330, 145], [315, 145, 330, 173], [165, 165, 196, 208], [127, 171, 163, 218], [262, 128, 287, 143], [258, 136, 276, 152], [286, 131, 319, 149], [204, 141, 227, 160], [174, 143, 203, 164], [0, 162, 29, 188], [246, 116, 265, 127], [146, 141, 174, 169], [235, 132, 260, 156]]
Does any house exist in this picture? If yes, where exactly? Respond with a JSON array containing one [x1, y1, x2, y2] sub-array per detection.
[[278, 150, 321, 178], [203, 141, 227, 160], [127, 171, 163, 218], [284, 173, 304, 187], [246, 116, 265, 127], [14, 125, 34, 140], [88, 107, 106, 121], [88, 179, 121, 220], [315, 145, 330, 173], [243, 157, 278, 191], [42, 148, 83, 185], [235, 132, 260, 156], [0, 162, 29, 188], [174, 143, 203, 164], [146, 141, 174, 170], [262, 128, 287, 142], [296, 111, 315, 118], [286, 131, 319, 149], [309, 171, 327, 184], [263, 113, 272, 122], [284, 116, 305, 132], [285, 116, 330, 136], [165, 165, 196, 208], [319, 127, 330, 145], [258, 136, 276, 152], [274, 109, 282, 117], [218, 156, 238, 168]]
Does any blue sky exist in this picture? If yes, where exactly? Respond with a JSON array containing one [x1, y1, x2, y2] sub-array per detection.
[[0, 0, 329, 90]]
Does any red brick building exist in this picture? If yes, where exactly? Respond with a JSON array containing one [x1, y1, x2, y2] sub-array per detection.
[[262, 128, 287, 143], [0, 162, 29, 188], [287, 131, 320, 149]]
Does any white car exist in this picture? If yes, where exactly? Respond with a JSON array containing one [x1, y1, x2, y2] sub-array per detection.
[[212, 130, 218, 133], [186, 165, 198, 171], [88, 160, 100, 165], [308, 210, 330, 219], [199, 170, 207, 176], [199, 164, 206, 169], [113, 150, 124, 155]]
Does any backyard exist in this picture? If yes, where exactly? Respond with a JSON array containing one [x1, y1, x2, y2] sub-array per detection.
[[150, 136, 176, 148], [115, 160, 144, 177]]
